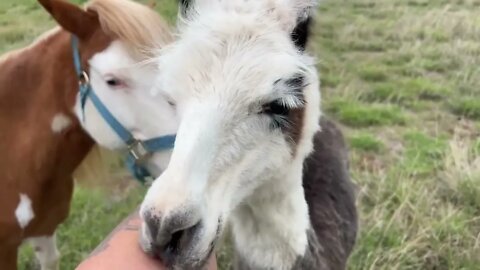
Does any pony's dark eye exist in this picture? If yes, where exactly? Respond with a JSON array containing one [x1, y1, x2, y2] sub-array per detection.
[[105, 76, 127, 88], [262, 100, 290, 116], [261, 100, 291, 129], [106, 78, 121, 87]]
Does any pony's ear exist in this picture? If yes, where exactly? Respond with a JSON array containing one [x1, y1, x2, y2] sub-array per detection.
[[290, 14, 312, 51], [268, 0, 316, 50], [269, 0, 316, 31], [37, 0, 99, 39]]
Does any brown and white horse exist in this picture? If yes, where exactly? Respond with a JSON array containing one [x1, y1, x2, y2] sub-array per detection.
[[140, 0, 357, 269], [0, 0, 176, 269]]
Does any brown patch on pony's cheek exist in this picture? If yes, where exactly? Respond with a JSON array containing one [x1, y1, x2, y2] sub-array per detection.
[[285, 106, 306, 153]]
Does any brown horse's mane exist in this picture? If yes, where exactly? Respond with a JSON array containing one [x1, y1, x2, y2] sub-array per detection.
[[0, 0, 171, 66], [86, 0, 172, 60]]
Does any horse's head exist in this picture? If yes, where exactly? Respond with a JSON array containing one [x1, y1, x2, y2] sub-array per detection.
[[140, 0, 320, 267], [38, 0, 177, 175]]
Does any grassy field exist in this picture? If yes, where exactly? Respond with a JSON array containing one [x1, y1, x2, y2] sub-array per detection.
[[1, 0, 479, 269]]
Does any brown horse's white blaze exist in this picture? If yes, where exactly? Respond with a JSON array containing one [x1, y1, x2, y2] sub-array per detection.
[[0, 0, 174, 269], [140, 0, 357, 269]]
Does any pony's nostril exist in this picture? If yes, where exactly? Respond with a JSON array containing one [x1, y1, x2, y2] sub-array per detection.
[[155, 220, 202, 264], [165, 228, 185, 254], [164, 219, 200, 248], [144, 212, 161, 240]]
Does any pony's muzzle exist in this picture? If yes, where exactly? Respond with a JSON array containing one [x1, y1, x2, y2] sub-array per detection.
[[141, 207, 202, 265]]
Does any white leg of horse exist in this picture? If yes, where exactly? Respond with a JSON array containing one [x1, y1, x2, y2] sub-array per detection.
[[29, 234, 60, 270]]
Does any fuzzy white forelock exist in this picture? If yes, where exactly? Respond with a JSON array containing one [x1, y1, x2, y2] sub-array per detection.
[[181, 0, 317, 32]]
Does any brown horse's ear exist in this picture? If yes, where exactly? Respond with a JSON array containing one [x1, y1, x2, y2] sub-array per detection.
[[37, 0, 99, 39]]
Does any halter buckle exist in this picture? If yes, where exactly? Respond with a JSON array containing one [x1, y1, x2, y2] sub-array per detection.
[[78, 71, 90, 86], [128, 140, 149, 162]]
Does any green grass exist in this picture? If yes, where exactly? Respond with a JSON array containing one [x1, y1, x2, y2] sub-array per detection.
[[327, 100, 406, 127], [349, 133, 384, 153], [450, 98, 480, 120], [316, 0, 480, 269], [362, 78, 452, 105], [357, 65, 389, 82], [402, 131, 447, 176], [2, 0, 480, 269]]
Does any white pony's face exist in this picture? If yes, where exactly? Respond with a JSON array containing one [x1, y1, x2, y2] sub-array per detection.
[[73, 41, 178, 173], [140, 0, 320, 268]]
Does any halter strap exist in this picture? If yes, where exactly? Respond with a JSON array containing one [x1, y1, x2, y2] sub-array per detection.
[[71, 36, 175, 182]]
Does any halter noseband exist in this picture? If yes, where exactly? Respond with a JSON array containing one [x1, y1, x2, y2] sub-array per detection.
[[71, 35, 175, 183]]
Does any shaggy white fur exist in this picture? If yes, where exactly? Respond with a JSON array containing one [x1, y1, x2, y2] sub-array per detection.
[[141, 0, 321, 269]]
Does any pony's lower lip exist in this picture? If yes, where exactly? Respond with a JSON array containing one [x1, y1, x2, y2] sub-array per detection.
[[158, 242, 216, 270]]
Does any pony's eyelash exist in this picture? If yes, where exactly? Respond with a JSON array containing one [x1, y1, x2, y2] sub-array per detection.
[[270, 114, 290, 129], [260, 99, 294, 129]]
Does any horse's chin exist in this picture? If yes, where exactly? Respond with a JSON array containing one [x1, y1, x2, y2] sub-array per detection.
[[144, 243, 215, 270], [167, 250, 214, 270]]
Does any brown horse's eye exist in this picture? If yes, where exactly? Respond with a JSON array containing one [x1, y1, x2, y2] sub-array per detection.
[[106, 78, 121, 87], [104, 74, 127, 88]]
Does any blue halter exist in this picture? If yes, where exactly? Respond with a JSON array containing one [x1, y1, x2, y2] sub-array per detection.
[[71, 36, 175, 183]]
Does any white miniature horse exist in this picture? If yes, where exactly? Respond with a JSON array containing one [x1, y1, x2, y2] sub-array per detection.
[[140, 0, 357, 269]]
